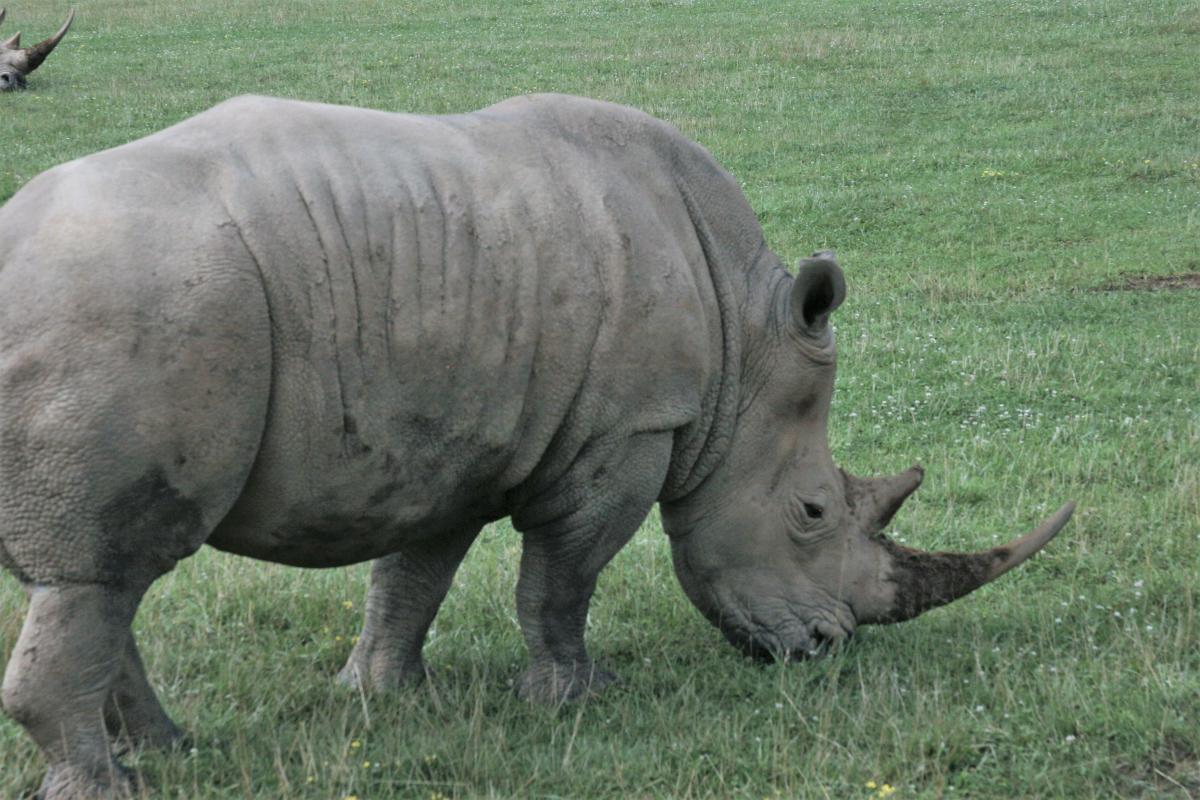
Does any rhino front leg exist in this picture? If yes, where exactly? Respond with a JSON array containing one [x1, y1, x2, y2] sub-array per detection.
[[2, 583, 149, 800], [337, 524, 483, 692], [513, 433, 671, 703]]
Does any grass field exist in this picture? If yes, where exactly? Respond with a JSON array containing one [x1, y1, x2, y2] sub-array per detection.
[[2, 1, 1198, 797]]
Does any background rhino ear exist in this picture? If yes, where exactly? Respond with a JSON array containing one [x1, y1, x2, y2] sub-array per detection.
[[790, 251, 846, 336]]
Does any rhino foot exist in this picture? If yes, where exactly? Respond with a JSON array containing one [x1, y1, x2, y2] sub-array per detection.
[[35, 760, 136, 800], [515, 660, 619, 704], [109, 719, 188, 757], [336, 653, 429, 694]]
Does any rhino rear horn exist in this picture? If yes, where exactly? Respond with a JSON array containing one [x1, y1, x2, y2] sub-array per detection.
[[19, 8, 73, 73], [845, 465, 924, 534]]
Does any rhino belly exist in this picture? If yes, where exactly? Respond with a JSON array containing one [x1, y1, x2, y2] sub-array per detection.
[[205, 435, 502, 568], [206, 484, 474, 568], [204, 350, 516, 567]]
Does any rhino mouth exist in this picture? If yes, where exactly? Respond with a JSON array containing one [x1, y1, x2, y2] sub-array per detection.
[[710, 588, 857, 663], [724, 626, 848, 663]]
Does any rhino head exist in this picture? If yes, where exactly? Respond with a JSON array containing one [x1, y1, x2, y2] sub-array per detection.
[[0, 8, 74, 91], [664, 252, 1074, 660]]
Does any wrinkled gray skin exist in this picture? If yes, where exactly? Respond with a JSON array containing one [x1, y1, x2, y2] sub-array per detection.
[[0, 94, 1074, 798], [0, 8, 74, 91]]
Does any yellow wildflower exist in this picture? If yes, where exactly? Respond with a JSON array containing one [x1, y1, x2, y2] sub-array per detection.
[[350, 740, 361, 749], [343, 600, 355, 609], [866, 781, 877, 790]]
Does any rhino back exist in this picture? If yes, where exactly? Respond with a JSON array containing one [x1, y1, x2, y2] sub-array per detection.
[[139, 95, 727, 565]]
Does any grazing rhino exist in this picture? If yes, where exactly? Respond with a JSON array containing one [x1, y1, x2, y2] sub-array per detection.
[[0, 93, 1074, 798], [0, 8, 74, 91]]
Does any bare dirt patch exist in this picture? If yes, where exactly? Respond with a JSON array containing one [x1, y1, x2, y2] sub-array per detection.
[[1116, 737, 1200, 798], [1105, 272, 1200, 291]]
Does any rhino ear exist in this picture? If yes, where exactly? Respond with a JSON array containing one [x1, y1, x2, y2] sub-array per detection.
[[790, 250, 846, 336]]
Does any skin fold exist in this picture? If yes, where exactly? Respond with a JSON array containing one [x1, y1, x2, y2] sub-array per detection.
[[0, 94, 1072, 798]]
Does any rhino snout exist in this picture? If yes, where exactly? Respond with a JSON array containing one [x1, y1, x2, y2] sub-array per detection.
[[0, 68, 24, 91]]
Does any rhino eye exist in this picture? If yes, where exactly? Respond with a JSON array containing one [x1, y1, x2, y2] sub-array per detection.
[[802, 502, 824, 520]]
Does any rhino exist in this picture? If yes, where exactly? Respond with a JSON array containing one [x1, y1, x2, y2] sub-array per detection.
[[0, 8, 74, 91], [0, 93, 1074, 798]]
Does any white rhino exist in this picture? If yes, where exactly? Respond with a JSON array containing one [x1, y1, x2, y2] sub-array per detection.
[[0, 94, 1073, 798], [0, 8, 74, 91]]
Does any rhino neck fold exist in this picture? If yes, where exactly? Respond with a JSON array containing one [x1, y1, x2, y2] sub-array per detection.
[[657, 171, 746, 502], [657, 151, 796, 504]]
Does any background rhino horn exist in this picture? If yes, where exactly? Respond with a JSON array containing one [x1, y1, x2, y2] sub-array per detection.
[[0, 9, 6, 29], [870, 501, 1075, 623], [20, 8, 73, 73]]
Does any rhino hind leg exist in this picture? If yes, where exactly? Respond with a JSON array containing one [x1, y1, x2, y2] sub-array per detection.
[[512, 432, 672, 703], [104, 635, 186, 753], [337, 524, 483, 692], [2, 583, 149, 800], [0, 266, 271, 795]]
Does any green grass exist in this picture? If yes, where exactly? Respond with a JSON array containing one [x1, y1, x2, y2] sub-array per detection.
[[2, 0, 1198, 797]]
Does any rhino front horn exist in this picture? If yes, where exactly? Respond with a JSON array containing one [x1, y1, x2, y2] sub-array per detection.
[[18, 8, 74, 74], [867, 501, 1075, 624]]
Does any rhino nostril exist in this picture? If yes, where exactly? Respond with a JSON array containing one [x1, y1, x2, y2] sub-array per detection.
[[803, 502, 824, 520]]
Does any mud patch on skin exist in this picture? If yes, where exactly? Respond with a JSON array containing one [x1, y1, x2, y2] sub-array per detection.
[[98, 468, 205, 577], [874, 537, 1007, 622], [1101, 271, 1200, 291]]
